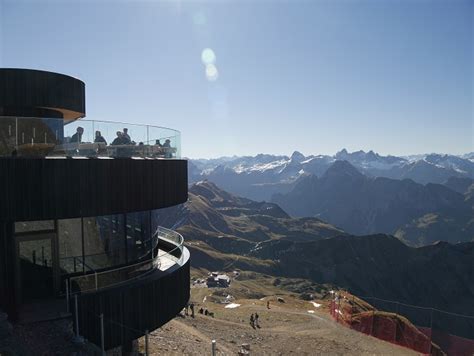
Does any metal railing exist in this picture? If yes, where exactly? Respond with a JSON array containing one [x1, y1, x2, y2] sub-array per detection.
[[65, 227, 184, 296], [0, 116, 181, 158]]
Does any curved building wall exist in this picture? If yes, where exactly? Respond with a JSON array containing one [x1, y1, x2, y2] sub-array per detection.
[[0, 158, 188, 221], [76, 251, 190, 350]]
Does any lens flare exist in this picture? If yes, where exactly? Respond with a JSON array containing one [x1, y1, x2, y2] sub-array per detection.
[[201, 48, 216, 65], [205, 64, 219, 81]]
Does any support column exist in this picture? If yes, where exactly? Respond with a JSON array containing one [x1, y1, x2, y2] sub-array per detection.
[[0, 221, 18, 320]]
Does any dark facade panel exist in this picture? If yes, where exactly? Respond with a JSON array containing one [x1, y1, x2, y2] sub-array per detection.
[[0, 158, 188, 221], [76, 257, 190, 350], [0, 222, 16, 317], [0, 68, 85, 120]]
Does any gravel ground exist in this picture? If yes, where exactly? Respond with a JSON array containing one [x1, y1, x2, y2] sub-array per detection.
[[139, 297, 418, 355], [0, 318, 99, 356]]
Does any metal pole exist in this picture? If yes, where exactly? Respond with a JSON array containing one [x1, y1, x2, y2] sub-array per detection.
[[394, 301, 400, 343], [145, 329, 149, 356], [371, 309, 375, 336], [74, 294, 80, 338], [350, 295, 354, 326], [429, 308, 434, 354], [100, 313, 105, 356], [65, 279, 70, 313], [211, 339, 216, 356], [15, 118, 18, 149]]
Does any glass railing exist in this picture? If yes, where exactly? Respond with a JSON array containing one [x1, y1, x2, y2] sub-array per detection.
[[0, 116, 181, 158], [65, 227, 184, 295], [59, 234, 156, 274]]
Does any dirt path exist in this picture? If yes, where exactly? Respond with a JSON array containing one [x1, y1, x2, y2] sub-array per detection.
[[142, 299, 418, 355]]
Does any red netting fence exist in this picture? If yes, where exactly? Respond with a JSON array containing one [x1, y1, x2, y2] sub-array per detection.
[[329, 293, 474, 356]]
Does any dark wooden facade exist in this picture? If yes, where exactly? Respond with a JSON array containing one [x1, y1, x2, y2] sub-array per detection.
[[75, 254, 190, 350], [0, 68, 85, 120], [0, 158, 188, 222], [0, 222, 15, 317]]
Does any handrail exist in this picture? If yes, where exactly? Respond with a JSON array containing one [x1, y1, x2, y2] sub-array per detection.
[[65, 226, 184, 296], [69, 119, 180, 135], [0, 116, 182, 158], [0, 116, 181, 136], [60, 233, 158, 274]]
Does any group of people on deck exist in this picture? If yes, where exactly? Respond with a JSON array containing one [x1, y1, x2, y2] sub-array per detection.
[[70, 126, 172, 148], [109, 128, 131, 145]]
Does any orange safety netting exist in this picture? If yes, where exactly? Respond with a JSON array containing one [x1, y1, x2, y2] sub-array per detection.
[[329, 298, 474, 355]]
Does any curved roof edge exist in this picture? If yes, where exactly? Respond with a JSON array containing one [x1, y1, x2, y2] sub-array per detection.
[[0, 68, 86, 121]]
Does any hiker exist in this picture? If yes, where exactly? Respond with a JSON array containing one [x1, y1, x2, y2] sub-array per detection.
[[267, 300, 270, 309], [250, 314, 255, 328], [190, 303, 195, 318], [185, 304, 189, 316], [199, 308, 204, 314], [255, 312, 260, 328], [204, 309, 208, 316]]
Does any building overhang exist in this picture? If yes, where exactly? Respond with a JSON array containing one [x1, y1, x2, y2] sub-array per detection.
[[0, 68, 85, 121]]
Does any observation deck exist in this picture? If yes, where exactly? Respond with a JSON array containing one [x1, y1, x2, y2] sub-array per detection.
[[0, 68, 189, 352]]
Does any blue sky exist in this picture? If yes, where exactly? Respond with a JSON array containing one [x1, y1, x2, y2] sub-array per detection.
[[0, 0, 472, 158]]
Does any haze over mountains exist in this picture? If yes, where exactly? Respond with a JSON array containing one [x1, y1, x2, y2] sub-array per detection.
[[189, 149, 474, 201], [188, 149, 474, 246], [273, 161, 474, 245]]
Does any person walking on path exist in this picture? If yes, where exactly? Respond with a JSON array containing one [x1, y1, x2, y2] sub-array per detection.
[[255, 313, 260, 328], [184, 304, 189, 316], [267, 300, 270, 309], [250, 314, 255, 329], [190, 303, 195, 318]]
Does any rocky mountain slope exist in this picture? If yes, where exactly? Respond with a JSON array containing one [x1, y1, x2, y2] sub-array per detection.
[[272, 160, 473, 244], [250, 234, 474, 320], [155, 181, 345, 258]]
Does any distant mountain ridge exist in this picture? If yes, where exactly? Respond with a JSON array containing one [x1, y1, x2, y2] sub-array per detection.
[[272, 161, 474, 244], [272, 160, 474, 245], [188, 149, 474, 201]]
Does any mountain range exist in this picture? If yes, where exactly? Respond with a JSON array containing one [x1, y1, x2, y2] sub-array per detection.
[[156, 181, 474, 329], [188, 150, 474, 246], [189, 149, 474, 202], [272, 160, 474, 245]]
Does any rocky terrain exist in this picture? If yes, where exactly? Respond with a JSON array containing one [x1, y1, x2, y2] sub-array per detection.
[[138, 272, 418, 356]]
